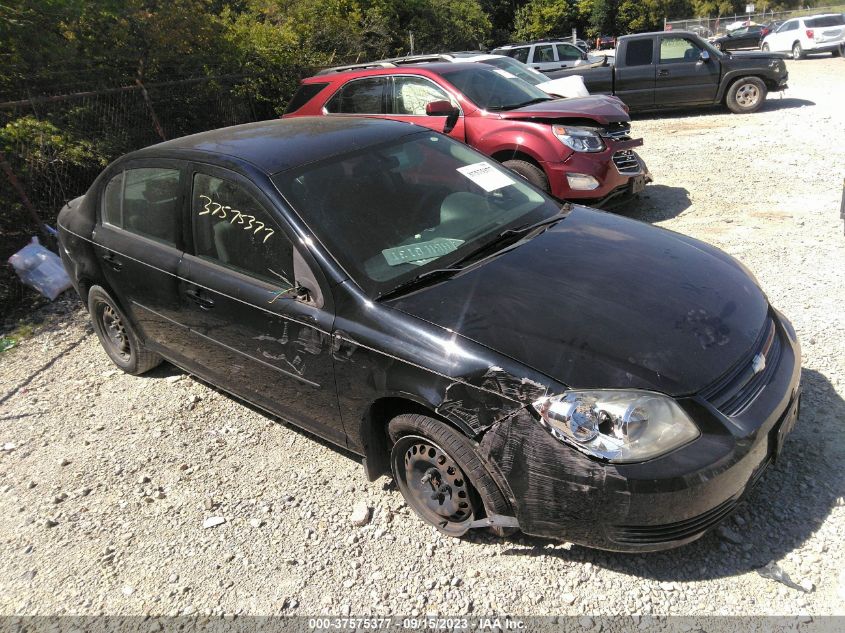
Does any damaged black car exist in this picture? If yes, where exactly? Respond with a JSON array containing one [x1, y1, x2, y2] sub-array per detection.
[[58, 117, 801, 552]]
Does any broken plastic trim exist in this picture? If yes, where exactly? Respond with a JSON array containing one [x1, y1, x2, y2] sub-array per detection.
[[468, 513, 520, 531]]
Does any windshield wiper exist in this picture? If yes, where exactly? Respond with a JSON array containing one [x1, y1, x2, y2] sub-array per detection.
[[377, 267, 464, 301], [488, 97, 554, 112], [377, 209, 569, 301]]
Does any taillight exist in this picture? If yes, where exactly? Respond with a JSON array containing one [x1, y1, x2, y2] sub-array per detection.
[[806, 29, 815, 39]]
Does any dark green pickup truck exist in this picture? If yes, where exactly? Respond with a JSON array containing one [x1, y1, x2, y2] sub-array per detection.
[[547, 31, 789, 114]]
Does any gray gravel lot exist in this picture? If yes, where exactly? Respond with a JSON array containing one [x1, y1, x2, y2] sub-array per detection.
[[1, 57, 844, 619]]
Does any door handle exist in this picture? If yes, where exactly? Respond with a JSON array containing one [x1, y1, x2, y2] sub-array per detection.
[[186, 288, 215, 310], [658, 69, 670, 77], [102, 253, 123, 271]]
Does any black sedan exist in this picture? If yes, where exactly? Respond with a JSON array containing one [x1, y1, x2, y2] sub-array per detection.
[[57, 117, 801, 551], [712, 25, 766, 51]]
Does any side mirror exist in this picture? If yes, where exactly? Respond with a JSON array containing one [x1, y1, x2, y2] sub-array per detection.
[[292, 247, 324, 309], [699, 50, 711, 62], [425, 100, 457, 116], [425, 100, 460, 134]]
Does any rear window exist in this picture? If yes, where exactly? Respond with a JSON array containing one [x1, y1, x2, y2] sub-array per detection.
[[805, 15, 845, 28], [285, 82, 329, 114], [625, 39, 654, 67]]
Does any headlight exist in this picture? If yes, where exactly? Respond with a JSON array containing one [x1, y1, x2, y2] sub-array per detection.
[[532, 390, 699, 463], [552, 125, 605, 153]]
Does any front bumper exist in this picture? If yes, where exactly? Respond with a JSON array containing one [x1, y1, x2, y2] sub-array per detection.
[[543, 140, 651, 207], [478, 309, 801, 552]]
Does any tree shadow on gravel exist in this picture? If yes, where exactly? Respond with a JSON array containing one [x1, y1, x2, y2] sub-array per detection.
[[496, 367, 845, 582], [612, 185, 692, 223]]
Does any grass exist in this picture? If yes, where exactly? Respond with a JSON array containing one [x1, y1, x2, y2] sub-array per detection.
[[0, 322, 36, 353]]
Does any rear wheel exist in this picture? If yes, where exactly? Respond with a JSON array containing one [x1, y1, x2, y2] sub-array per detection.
[[834, 44, 843, 57], [762, 43, 770, 52], [792, 42, 804, 60], [388, 414, 514, 538], [88, 285, 162, 375], [502, 159, 550, 193], [726, 77, 767, 114]]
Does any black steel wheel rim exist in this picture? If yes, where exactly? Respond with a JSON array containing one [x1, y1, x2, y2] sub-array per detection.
[[100, 303, 131, 362], [392, 435, 475, 535]]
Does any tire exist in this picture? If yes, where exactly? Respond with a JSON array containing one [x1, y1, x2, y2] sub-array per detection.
[[502, 159, 550, 193], [88, 285, 162, 375], [834, 45, 843, 58], [792, 42, 804, 60], [762, 43, 770, 52], [715, 42, 722, 51], [726, 77, 767, 114], [388, 414, 515, 538]]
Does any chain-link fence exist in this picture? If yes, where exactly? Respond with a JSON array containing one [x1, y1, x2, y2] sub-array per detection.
[[0, 75, 275, 315], [665, 4, 845, 38]]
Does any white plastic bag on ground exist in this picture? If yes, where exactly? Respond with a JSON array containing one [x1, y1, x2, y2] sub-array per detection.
[[8, 237, 72, 300]]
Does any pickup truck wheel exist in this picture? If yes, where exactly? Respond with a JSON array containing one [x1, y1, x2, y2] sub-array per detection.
[[502, 159, 549, 193], [792, 42, 804, 60], [726, 77, 767, 114]]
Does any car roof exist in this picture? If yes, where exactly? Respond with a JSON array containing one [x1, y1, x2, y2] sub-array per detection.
[[305, 61, 483, 82], [127, 117, 421, 175]]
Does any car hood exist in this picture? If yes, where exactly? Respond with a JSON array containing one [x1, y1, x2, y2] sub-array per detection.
[[725, 50, 787, 62], [496, 95, 629, 125], [388, 206, 769, 396]]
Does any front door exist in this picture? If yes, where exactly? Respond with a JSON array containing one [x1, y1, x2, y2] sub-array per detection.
[[180, 165, 343, 445], [655, 36, 720, 106], [93, 160, 193, 359], [387, 76, 466, 140]]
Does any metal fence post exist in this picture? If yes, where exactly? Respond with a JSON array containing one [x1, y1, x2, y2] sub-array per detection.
[[840, 177, 845, 236]]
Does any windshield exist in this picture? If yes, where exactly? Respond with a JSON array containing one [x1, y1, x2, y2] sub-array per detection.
[[806, 15, 844, 27], [274, 133, 559, 298], [478, 57, 545, 86], [438, 66, 552, 111]]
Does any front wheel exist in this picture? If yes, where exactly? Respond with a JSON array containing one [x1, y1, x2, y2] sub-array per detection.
[[88, 285, 162, 375], [388, 414, 514, 538], [726, 77, 767, 114], [502, 159, 550, 193]]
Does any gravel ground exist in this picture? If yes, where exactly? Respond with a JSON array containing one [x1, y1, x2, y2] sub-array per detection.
[[1, 57, 844, 620]]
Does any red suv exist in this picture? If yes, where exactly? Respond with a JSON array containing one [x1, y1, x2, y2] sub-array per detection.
[[283, 63, 650, 205]]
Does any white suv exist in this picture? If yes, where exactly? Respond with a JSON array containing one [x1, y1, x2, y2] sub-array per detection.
[[761, 13, 845, 59], [491, 41, 602, 71]]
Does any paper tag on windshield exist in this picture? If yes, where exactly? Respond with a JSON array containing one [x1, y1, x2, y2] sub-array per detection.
[[493, 69, 517, 79], [456, 162, 515, 192], [382, 238, 464, 267]]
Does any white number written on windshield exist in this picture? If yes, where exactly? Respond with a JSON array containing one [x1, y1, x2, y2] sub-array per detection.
[[197, 194, 275, 243]]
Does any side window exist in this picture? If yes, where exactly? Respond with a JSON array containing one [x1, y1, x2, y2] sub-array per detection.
[[101, 167, 181, 246], [625, 39, 654, 66], [556, 44, 582, 61], [534, 45, 555, 63], [660, 37, 701, 64], [393, 77, 451, 115], [510, 47, 530, 63], [192, 173, 294, 287], [102, 172, 123, 227], [324, 77, 386, 114], [781, 21, 797, 32]]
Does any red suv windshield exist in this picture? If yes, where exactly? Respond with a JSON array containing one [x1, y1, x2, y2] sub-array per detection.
[[438, 67, 553, 111]]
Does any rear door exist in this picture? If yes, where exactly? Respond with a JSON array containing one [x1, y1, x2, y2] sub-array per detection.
[[655, 35, 720, 106], [387, 75, 466, 140], [555, 43, 585, 68], [93, 159, 193, 359], [614, 38, 657, 109], [771, 20, 798, 52], [179, 164, 343, 444]]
